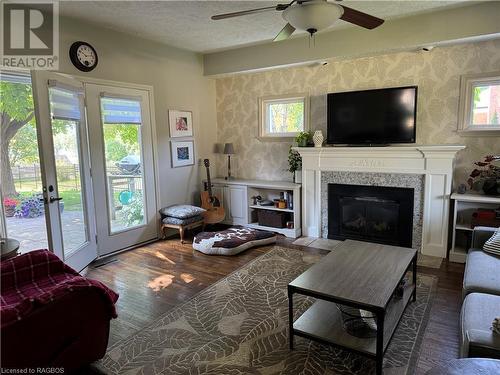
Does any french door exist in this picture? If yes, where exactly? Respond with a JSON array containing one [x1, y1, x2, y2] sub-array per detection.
[[85, 84, 157, 255], [32, 71, 97, 271], [31, 73, 157, 269]]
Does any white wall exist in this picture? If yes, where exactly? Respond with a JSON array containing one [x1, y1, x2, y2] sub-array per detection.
[[56, 15, 217, 209]]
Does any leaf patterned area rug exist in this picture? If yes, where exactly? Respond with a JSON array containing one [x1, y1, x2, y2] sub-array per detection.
[[95, 246, 437, 375]]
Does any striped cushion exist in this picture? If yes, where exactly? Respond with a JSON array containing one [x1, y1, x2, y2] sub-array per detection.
[[483, 227, 500, 255]]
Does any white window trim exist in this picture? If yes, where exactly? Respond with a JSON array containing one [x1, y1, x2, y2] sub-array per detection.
[[258, 93, 309, 141], [458, 71, 500, 136]]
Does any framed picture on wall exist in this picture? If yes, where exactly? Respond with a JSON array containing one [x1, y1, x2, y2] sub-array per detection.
[[171, 140, 195, 168], [169, 110, 193, 138]]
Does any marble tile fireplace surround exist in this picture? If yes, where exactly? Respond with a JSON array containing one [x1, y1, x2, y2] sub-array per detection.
[[294, 145, 465, 258]]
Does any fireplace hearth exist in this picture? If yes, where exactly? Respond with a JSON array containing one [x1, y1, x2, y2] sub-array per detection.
[[328, 184, 414, 248]]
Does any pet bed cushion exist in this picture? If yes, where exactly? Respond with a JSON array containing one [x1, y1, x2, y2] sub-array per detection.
[[193, 226, 276, 255], [159, 205, 205, 219], [162, 215, 204, 226]]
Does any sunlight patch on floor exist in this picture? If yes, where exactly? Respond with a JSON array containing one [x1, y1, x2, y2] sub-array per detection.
[[155, 251, 176, 264], [181, 273, 195, 283], [148, 274, 174, 291]]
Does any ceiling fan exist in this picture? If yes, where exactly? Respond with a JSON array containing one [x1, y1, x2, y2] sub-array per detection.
[[211, 0, 384, 42]]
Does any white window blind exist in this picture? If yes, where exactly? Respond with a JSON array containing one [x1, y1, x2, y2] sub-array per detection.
[[0, 70, 31, 84], [49, 86, 82, 121], [100, 97, 142, 124]]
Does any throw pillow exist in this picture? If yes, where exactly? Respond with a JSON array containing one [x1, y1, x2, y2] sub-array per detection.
[[159, 205, 205, 219], [483, 227, 500, 256]]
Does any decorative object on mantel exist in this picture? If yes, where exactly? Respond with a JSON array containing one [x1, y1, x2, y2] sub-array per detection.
[[168, 109, 193, 138], [170, 140, 195, 167], [288, 147, 302, 183], [295, 130, 313, 147], [467, 155, 500, 196], [223, 143, 235, 180], [313, 130, 324, 147], [457, 183, 467, 194]]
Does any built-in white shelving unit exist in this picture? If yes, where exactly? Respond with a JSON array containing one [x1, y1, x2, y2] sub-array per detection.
[[207, 178, 301, 238], [449, 192, 500, 263]]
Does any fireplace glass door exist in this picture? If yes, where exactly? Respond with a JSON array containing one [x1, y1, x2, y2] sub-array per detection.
[[340, 197, 400, 245], [329, 184, 414, 248]]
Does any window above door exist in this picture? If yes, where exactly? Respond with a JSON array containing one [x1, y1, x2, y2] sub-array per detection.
[[258, 94, 309, 140], [458, 71, 500, 135]]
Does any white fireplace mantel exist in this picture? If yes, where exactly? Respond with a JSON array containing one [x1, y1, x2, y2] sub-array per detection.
[[294, 145, 466, 258]]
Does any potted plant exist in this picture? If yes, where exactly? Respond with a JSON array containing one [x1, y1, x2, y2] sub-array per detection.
[[288, 147, 302, 183], [295, 131, 313, 147], [467, 155, 500, 196], [3, 197, 19, 217]]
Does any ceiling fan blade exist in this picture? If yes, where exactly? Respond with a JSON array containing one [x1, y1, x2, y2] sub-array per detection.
[[339, 5, 384, 29], [273, 23, 296, 42], [212, 5, 282, 20]]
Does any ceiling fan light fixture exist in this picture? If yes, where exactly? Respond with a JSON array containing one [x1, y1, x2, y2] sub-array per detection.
[[283, 1, 343, 33]]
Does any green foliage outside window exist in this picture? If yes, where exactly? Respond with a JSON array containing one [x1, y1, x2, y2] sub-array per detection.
[[268, 101, 304, 133], [120, 190, 144, 226]]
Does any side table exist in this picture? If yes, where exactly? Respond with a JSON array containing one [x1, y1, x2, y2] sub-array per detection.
[[1, 238, 20, 260]]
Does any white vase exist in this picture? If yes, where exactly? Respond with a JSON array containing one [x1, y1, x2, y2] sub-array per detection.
[[313, 130, 324, 148], [294, 170, 302, 184]]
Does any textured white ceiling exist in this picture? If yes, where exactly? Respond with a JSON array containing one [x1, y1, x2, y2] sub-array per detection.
[[60, 1, 469, 53]]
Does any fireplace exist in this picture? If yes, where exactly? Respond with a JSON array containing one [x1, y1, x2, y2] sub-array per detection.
[[328, 184, 414, 248]]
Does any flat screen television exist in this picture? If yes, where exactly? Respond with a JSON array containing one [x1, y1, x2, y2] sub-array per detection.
[[327, 86, 417, 145]]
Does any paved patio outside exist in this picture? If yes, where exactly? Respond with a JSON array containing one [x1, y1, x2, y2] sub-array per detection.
[[6, 211, 86, 255]]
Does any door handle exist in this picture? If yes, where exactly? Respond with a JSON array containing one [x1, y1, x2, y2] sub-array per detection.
[[49, 197, 63, 203]]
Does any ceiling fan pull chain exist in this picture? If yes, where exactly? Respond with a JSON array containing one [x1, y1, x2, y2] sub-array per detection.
[[307, 32, 316, 48]]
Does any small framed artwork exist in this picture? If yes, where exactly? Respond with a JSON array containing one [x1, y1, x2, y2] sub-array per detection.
[[169, 110, 193, 138], [171, 140, 195, 168]]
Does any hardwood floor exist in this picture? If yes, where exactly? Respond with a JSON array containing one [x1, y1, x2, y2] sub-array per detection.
[[86, 234, 465, 374]]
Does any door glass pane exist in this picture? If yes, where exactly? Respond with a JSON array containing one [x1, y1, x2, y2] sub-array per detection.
[[1, 71, 49, 253], [100, 96, 145, 233], [48, 87, 88, 256]]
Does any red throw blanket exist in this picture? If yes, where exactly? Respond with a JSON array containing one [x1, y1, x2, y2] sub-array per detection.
[[1, 250, 118, 328]]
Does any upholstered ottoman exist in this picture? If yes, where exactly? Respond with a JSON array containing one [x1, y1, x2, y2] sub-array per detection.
[[460, 292, 500, 359], [159, 205, 206, 244], [193, 226, 276, 255]]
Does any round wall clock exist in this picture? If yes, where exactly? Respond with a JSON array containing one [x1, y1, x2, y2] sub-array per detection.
[[69, 41, 98, 72]]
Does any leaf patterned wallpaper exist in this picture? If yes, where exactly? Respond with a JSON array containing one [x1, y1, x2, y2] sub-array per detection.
[[215, 39, 500, 186]]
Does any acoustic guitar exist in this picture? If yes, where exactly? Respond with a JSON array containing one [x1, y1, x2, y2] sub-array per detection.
[[200, 159, 225, 224]]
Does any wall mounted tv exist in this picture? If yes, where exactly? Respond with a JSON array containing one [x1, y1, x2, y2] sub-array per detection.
[[327, 86, 417, 145]]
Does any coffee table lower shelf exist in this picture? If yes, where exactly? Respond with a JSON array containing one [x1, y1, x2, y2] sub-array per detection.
[[292, 283, 415, 358]]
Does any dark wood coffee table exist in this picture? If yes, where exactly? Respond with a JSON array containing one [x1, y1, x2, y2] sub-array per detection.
[[288, 240, 417, 375]]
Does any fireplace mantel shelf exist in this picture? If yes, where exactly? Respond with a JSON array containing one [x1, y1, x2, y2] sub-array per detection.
[[294, 144, 466, 259], [293, 145, 465, 175], [294, 145, 465, 152]]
